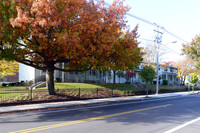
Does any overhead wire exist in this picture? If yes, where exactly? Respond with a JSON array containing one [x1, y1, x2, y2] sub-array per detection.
[[95, 0, 184, 57], [138, 38, 181, 55], [94, 0, 188, 44]]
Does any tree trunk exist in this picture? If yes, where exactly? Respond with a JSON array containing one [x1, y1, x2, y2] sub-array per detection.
[[46, 68, 56, 95], [183, 76, 186, 85], [146, 84, 148, 97], [180, 76, 183, 85], [192, 85, 194, 92], [113, 71, 116, 84], [103, 71, 106, 83]]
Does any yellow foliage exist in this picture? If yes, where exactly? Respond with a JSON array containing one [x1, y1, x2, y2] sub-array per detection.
[[0, 60, 19, 78]]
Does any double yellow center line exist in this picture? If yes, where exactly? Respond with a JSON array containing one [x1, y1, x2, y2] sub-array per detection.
[[10, 104, 172, 133]]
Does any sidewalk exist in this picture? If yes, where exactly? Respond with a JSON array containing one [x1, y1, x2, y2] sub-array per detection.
[[0, 91, 199, 114]]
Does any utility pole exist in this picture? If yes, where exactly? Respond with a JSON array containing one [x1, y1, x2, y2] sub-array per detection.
[[154, 23, 163, 95]]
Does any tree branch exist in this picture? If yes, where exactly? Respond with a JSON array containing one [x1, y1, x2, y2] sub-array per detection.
[[54, 65, 93, 73], [26, 38, 33, 43], [15, 59, 46, 70], [17, 42, 26, 47], [33, 36, 40, 46], [54, 58, 70, 64]]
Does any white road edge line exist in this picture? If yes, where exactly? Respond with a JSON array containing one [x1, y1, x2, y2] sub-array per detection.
[[164, 116, 200, 133]]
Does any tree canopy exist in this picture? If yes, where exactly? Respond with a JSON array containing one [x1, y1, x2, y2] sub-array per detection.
[[189, 73, 198, 85], [139, 65, 156, 84], [0, 60, 19, 78], [139, 65, 156, 97], [173, 58, 197, 85], [182, 34, 200, 70], [0, 0, 142, 94]]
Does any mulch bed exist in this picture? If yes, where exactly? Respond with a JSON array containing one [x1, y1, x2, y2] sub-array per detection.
[[0, 89, 129, 107]]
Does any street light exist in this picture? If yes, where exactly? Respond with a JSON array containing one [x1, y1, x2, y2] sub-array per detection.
[[156, 41, 177, 95]]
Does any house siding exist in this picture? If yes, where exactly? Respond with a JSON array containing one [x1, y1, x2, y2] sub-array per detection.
[[19, 62, 180, 85], [0, 72, 19, 83]]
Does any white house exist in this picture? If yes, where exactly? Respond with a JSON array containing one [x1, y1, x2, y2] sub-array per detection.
[[19, 62, 180, 85], [19, 63, 35, 82], [104, 63, 180, 85]]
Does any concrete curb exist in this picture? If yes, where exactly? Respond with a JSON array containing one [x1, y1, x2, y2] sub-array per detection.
[[0, 91, 199, 114]]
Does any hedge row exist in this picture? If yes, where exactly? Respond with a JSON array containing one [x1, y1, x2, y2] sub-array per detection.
[[2, 81, 25, 87]]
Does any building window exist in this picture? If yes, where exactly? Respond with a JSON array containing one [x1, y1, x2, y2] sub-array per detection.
[[74, 71, 78, 75], [92, 70, 96, 76], [69, 72, 74, 74], [107, 72, 111, 76], [3, 77, 7, 82], [89, 69, 92, 75], [42, 70, 46, 73], [99, 71, 102, 77], [89, 69, 96, 76]]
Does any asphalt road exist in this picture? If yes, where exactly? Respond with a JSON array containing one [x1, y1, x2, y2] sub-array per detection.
[[1, 94, 200, 133]]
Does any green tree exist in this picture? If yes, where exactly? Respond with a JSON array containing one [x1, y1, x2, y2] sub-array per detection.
[[189, 73, 198, 92], [139, 65, 156, 97]]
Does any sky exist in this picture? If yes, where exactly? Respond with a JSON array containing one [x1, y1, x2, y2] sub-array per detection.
[[106, 0, 200, 62]]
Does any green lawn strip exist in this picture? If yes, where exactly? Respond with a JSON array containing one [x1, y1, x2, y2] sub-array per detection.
[[0, 84, 194, 102], [38, 83, 137, 94], [139, 84, 190, 93], [0, 86, 29, 101], [1, 86, 27, 90]]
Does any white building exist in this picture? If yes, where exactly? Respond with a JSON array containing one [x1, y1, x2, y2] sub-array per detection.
[[19, 62, 180, 85], [104, 63, 180, 85], [19, 63, 35, 81]]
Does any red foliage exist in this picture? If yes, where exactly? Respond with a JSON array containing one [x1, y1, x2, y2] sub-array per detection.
[[124, 71, 135, 78]]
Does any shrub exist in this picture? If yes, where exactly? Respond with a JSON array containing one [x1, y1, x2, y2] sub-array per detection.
[[8, 82, 16, 86], [163, 80, 168, 85], [15, 82, 21, 86], [9, 83, 13, 86], [56, 78, 62, 82], [20, 81, 25, 86], [130, 90, 135, 95], [2, 83, 7, 87]]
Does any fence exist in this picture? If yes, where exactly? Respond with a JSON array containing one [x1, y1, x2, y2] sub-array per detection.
[[0, 85, 199, 106], [0, 87, 146, 106]]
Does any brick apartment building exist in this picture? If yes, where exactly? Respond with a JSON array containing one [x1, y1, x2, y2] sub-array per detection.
[[0, 72, 19, 83]]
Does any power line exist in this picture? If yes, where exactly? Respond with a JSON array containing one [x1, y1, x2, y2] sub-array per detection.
[[126, 13, 155, 26], [94, 0, 189, 44], [164, 29, 188, 43], [138, 38, 155, 42], [139, 38, 181, 55], [160, 44, 180, 55]]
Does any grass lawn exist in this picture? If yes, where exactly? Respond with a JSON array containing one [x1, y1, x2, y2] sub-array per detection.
[[0, 86, 29, 101], [38, 83, 137, 89], [37, 83, 139, 94], [0, 83, 195, 104], [0, 83, 138, 102]]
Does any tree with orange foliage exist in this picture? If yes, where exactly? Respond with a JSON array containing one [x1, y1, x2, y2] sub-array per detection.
[[162, 59, 197, 85], [174, 59, 197, 85], [162, 61, 176, 67], [0, 0, 141, 94], [96, 28, 143, 84]]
